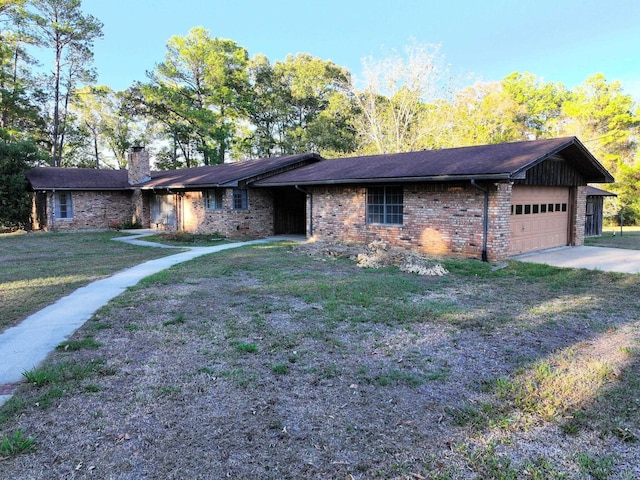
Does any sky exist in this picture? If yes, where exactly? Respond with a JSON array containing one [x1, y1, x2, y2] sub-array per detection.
[[78, 0, 640, 100]]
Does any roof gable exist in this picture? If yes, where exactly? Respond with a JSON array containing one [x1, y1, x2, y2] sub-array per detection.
[[255, 137, 613, 186]]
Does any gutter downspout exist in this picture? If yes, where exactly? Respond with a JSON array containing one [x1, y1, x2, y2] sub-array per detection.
[[295, 185, 312, 236], [471, 179, 489, 262]]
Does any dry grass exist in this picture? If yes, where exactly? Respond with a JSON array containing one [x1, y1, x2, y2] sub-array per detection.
[[0, 231, 177, 332], [1, 241, 639, 479]]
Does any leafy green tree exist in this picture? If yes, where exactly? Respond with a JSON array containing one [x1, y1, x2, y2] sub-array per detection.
[[27, 0, 103, 166], [245, 54, 287, 157], [501, 72, 567, 139], [612, 160, 640, 225], [142, 26, 250, 165], [560, 73, 638, 175], [0, 0, 46, 143], [273, 53, 356, 155], [71, 85, 144, 168], [447, 82, 525, 146], [0, 140, 43, 231], [247, 53, 357, 157]]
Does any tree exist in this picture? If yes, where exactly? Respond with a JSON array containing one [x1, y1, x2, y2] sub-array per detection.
[[247, 53, 356, 157], [27, 0, 102, 166], [353, 42, 452, 154], [612, 160, 640, 225], [245, 54, 288, 157], [501, 72, 567, 139], [141, 27, 250, 165], [274, 53, 356, 155], [446, 81, 525, 146], [71, 85, 143, 168], [0, 0, 46, 143], [560, 73, 638, 175], [0, 140, 43, 231]]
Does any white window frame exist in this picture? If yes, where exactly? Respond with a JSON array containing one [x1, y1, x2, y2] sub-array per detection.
[[54, 192, 73, 219]]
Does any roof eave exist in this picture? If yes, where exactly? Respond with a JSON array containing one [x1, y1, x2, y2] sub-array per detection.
[[30, 186, 130, 191], [257, 173, 513, 187], [139, 183, 187, 190]]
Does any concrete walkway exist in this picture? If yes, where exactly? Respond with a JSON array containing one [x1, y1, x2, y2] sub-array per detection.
[[0, 232, 299, 406], [513, 245, 640, 274]]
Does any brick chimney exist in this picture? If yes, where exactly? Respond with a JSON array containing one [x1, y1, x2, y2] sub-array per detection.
[[128, 146, 151, 185]]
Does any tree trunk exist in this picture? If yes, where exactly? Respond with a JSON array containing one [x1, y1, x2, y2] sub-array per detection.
[[51, 41, 62, 166], [91, 124, 99, 167]]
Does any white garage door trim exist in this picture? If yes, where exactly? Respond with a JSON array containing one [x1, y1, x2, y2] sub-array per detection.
[[510, 186, 570, 255]]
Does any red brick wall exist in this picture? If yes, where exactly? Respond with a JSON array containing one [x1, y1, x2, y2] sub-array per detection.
[[180, 189, 274, 239], [38, 191, 134, 231], [572, 185, 587, 246], [309, 182, 511, 261], [488, 182, 513, 261]]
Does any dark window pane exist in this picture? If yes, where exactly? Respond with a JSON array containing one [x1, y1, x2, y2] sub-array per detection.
[[233, 189, 248, 210], [367, 186, 403, 225]]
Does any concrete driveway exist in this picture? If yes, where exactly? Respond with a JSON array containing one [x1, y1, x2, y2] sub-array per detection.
[[512, 246, 640, 274]]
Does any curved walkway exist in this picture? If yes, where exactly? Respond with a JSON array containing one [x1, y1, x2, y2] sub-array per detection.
[[0, 232, 299, 406]]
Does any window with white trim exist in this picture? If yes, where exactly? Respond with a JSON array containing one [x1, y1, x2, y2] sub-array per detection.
[[55, 192, 73, 219], [205, 189, 223, 210], [232, 188, 248, 210], [366, 186, 403, 225]]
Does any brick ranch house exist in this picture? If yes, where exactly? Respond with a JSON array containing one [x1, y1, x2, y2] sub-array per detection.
[[26, 136, 613, 262]]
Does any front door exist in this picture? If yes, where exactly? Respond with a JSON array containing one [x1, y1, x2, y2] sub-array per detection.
[[273, 188, 306, 235], [150, 194, 176, 229]]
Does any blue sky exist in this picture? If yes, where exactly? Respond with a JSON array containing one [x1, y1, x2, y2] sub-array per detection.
[[80, 0, 640, 100]]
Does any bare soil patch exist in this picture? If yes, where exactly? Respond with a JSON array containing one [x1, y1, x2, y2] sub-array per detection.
[[1, 242, 639, 479]]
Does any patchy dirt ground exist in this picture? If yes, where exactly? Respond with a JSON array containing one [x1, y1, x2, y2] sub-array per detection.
[[1, 242, 640, 479]]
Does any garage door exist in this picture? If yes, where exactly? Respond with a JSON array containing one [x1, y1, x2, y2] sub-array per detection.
[[510, 186, 569, 255]]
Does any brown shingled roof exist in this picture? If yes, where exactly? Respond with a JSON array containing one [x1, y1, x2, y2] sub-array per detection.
[[26, 167, 129, 191], [140, 153, 322, 189], [255, 137, 613, 186], [586, 186, 617, 196], [25, 138, 613, 193], [26, 153, 323, 192]]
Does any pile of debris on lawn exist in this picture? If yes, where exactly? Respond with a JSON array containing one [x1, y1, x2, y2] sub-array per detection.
[[294, 239, 449, 276]]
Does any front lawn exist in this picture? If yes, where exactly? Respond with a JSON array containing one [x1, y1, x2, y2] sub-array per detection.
[[0, 231, 178, 332], [1, 243, 638, 478], [585, 227, 640, 250]]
